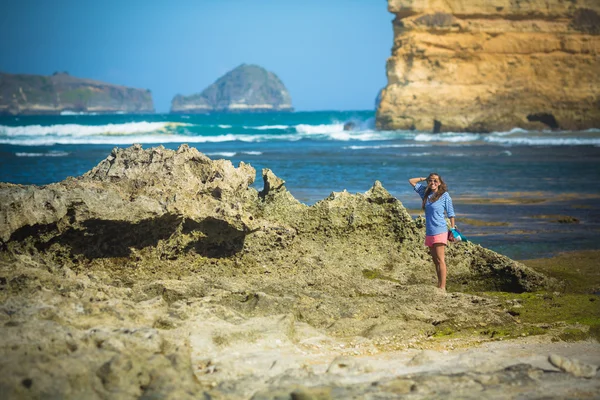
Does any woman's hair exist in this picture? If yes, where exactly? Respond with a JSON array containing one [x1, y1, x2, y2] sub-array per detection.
[[422, 173, 448, 210]]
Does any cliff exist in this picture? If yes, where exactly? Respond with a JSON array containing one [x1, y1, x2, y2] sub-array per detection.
[[0, 72, 154, 115], [171, 64, 293, 113], [377, 1, 600, 132]]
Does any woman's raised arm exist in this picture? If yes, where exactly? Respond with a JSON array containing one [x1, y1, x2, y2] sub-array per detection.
[[408, 176, 426, 187]]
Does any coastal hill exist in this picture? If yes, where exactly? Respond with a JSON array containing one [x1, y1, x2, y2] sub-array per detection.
[[0, 72, 154, 115], [4, 145, 597, 398], [171, 64, 293, 113], [377, 1, 600, 132]]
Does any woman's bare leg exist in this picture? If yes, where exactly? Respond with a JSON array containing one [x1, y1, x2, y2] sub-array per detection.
[[429, 245, 440, 287], [431, 243, 447, 290]]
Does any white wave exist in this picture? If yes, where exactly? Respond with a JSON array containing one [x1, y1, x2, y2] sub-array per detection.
[[218, 124, 232, 128], [305, 129, 403, 142], [0, 121, 192, 137], [60, 111, 95, 116], [0, 132, 301, 146], [15, 151, 70, 157], [409, 152, 433, 157], [489, 127, 529, 136], [244, 125, 289, 130], [485, 136, 600, 146], [295, 123, 345, 134], [414, 133, 481, 142], [189, 150, 262, 158], [1, 133, 231, 146], [344, 144, 427, 150], [205, 152, 236, 157], [359, 117, 376, 130]]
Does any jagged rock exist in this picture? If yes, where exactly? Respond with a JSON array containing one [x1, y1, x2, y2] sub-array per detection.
[[0, 144, 560, 398], [343, 122, 356, 131], [377, 1, 600, 132], [0, 72, 154, 115]]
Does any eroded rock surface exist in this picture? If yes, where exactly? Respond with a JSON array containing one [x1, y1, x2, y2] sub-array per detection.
[[377, 0, 600, 132], [0, 144, 573, 398]]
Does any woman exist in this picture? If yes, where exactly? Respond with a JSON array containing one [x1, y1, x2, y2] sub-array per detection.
[[409, 173, 456, 291]]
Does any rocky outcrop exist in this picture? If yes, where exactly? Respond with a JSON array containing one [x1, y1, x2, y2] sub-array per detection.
[[0, 72, 154, 115], [171, 64, 293, 113], [0, 145, 559, 398], [377, 1, 600, 132]]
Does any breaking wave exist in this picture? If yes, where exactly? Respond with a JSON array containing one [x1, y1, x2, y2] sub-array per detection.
[[484, 136, 600, 146], [15, 151, 70, 157], [0, 122, 191, 137], [1, 119, 599, 147], [204, 151, 264, 158]]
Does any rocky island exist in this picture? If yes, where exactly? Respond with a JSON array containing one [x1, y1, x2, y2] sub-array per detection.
[[376, 0, 600, 132], [171, 64, 293, 113], [0, 144, 598, 399], [0, 72, 154, 115]]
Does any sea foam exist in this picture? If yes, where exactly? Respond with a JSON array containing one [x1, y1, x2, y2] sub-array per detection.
[[245, 125, 289, 130], [3, 118, 599, 147], [414, 133, 481, 142], [15, 151, 70, 157], [485, 136, 600, 146], [345, 144, 427, 150], [0, 121, 191, 137], [205, 152, 237, 157], [295, 123, 345, 134]]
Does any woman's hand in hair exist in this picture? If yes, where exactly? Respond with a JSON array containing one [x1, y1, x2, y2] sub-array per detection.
[[409, 177, 426, 187]]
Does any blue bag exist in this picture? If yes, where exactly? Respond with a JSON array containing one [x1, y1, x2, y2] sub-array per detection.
[[449, 227, 468, 242]]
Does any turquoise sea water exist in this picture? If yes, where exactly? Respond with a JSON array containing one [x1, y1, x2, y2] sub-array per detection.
[[1, 111, 600, 259]]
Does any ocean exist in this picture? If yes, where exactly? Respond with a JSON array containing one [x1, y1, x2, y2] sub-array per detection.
[[1, 111, 600, 260]]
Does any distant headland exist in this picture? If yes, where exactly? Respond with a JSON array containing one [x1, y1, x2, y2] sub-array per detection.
[[0, 72, 154, 115], [0, 64, 294, 116], [170, 64, 293, 114]]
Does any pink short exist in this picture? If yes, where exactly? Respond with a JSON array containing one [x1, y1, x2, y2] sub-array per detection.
[[425, 232, 448, 247]]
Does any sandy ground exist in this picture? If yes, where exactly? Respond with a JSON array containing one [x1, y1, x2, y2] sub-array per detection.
[[193, 320, 600, 399]]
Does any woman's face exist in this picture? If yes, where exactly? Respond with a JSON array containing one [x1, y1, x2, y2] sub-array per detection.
[[427, 175, 440, 191]]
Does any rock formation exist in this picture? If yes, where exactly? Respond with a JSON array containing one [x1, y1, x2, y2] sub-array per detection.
[[0, 145, 567, 398], [377, 0, 600, 132], [0, 72, 154, 115], [171, 64, 293, 113]]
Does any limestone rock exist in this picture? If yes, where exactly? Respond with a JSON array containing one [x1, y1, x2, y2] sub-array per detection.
[[548, 353, 598, 378], [408, 349, 441, 366], [377, 1, 600, 132], [290, 387, 333, 400], [0, 72, 154, 115], [0, 144, 561, 398]]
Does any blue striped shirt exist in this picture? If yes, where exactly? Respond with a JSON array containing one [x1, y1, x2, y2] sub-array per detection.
[[414, 182, 456, 236]]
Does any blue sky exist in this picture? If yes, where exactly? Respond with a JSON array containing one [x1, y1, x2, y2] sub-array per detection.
[[0, 0, 393, 113]]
